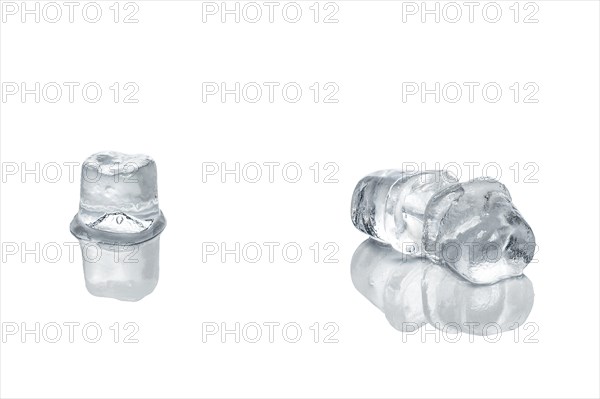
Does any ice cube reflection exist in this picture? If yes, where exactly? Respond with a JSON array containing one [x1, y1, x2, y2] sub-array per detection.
[[351, 239, 534, 335]]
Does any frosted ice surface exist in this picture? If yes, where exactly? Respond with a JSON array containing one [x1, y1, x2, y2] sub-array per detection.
[[423, 178, 535, 284], [82, 240, 160, 302], [351, 170, 458, 255]]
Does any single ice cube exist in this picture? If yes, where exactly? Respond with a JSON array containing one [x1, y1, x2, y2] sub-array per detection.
[[351, 170, 457, 255], [423, 178, 536, 284], [80, 239, 160, 302], [78, 151, 160, 229]]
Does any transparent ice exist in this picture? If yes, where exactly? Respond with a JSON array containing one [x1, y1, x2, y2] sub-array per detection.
[[78, 152, 160, 229], [351, 170, 535, 284], [350, 170, 458, 255], [351, 239, 534, 335], [423, 178, 535, 284], [70, 151, 166, 301]]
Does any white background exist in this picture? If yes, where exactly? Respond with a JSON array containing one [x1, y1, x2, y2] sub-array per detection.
[[1, 1, 599, 398]]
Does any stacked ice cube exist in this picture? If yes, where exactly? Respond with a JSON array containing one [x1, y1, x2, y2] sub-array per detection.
[[70, 151, 166, 301], [351, 170, 535, 284]]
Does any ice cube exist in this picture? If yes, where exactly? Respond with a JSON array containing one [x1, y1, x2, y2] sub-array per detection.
[[80, 240, 160, 302], [78, 151, 160, 228], [70, 151, 166, 301], [423, 178, 535, 284], [351, 170, 457, 255]]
